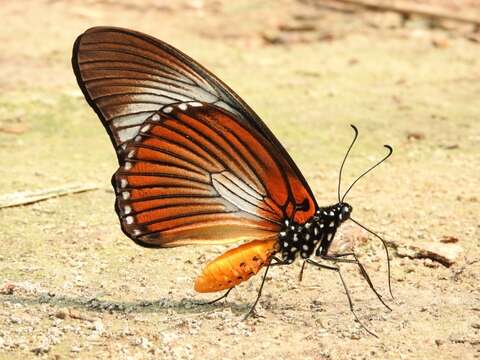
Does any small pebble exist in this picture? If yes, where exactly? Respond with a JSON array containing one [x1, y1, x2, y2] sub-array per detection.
[[31, 345, 50, 355], [55, 309, 68, 320]]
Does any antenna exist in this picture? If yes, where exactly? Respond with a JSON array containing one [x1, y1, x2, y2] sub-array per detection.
[[341, 145, 393, 202], [337, 125, 359, 202]]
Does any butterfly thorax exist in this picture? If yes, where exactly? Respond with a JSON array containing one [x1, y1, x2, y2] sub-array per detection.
[[279, 202, 352, 263]]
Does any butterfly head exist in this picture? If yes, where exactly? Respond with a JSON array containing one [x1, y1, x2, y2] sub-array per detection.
[[338, 202, 352, 222]]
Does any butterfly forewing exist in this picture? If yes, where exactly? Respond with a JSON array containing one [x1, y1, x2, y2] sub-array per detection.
[[72, 26, 318, 248], [73, 27, 241, 154]]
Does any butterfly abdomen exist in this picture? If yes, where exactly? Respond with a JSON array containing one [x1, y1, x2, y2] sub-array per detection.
[[194, 238, 279, 293]]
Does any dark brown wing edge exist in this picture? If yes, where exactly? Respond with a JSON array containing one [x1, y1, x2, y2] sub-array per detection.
[[72, 33, 120, 160]]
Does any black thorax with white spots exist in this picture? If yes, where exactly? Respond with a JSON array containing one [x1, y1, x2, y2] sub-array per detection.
[[279, 202, 352, 263]]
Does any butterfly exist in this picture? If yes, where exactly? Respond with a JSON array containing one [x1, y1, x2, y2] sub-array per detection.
[[72, 27, 393, 335]]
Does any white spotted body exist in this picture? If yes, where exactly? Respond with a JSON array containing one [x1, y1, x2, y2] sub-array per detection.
[[279, 203, 352, 263]]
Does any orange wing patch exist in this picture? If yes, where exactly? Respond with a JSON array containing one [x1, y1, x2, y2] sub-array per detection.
[[113, 103, 317, 249], [194, 238, 279, 293]]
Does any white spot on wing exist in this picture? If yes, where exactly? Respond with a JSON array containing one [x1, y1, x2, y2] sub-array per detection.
[[140, 124, 151, 133], [118, 126, 141, 142], [122, 192, 130, 200], [124, 162, 132, 170], [163, 106, 173, 113], [178, 103, 188, 111], [120, 179, 128, 188], [189, 102, 202, 107], [125, 216, 134, 224], [152, 114, 160, 121], [124, 205, 132, 214]]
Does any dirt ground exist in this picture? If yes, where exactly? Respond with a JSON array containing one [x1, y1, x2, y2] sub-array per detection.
[[1, 1, 479, 359]]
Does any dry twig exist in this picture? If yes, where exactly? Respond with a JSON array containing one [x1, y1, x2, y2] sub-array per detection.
[[0, 183, 99, 209], [318, 0, 480, 27]]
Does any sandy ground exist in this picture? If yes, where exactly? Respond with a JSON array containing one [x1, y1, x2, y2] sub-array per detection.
[[0, 1, 479, 359]]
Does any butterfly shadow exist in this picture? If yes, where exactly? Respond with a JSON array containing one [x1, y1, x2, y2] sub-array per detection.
[[2, 291, 252, 317]]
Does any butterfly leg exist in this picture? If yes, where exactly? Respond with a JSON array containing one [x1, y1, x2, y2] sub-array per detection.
[[299, 255, 356, 283], [320, 253, 391, 311], [243, 258, 273, 320], [305, 258, 378, 338], [242, 255, 287, 318], [298, 261, 307, 282], [199, 287, 234, 306], [299, 252, 357, 283]]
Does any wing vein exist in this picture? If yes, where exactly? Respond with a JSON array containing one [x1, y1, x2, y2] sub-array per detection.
[[140, 131, 219, 170], [173, 113, 264, 193]]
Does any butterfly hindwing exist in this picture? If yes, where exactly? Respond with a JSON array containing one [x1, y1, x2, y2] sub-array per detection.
[[114, 103, 290, 247]]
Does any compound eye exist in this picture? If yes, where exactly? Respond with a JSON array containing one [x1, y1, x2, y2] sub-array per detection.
[[340, 206, 351, 219]]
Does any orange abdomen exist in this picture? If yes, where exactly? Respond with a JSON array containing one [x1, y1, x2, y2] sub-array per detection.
[[194, 238, 279, 293]]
